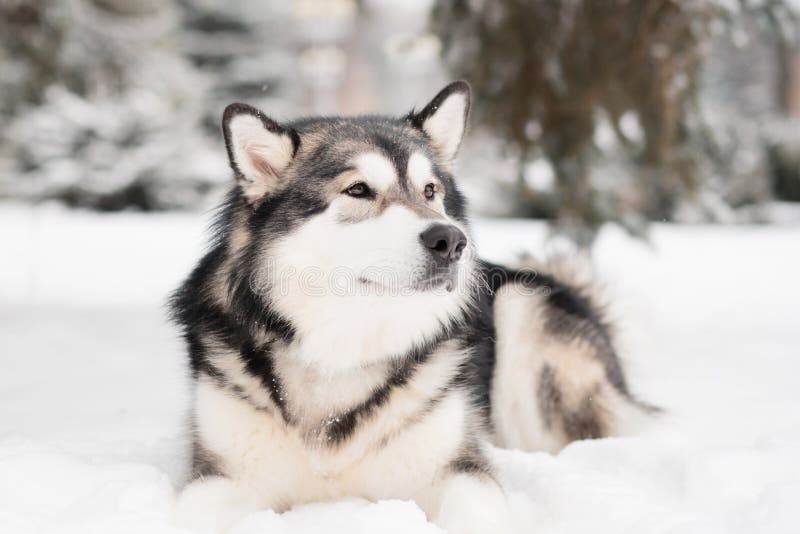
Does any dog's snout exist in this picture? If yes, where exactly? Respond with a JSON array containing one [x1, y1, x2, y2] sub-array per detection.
[[420, 224, 467, 263]]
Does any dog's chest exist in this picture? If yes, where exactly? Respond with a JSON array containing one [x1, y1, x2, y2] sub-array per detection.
[[195, 378, 468, 507], [194, 342, 472, 507], [273, 344, 393, 425]]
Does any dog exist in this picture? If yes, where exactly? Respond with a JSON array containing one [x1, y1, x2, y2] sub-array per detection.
[[170, 81, 652, 533]]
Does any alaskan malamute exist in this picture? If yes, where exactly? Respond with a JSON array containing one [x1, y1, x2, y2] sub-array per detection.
[[171, 81, 652, 533]]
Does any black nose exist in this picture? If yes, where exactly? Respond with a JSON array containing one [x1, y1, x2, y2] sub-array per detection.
[[420, 224, 467, 263]]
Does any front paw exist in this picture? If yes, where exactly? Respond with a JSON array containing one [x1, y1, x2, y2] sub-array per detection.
[[433, 474, 514, 534], [173, 477, 261, 533]]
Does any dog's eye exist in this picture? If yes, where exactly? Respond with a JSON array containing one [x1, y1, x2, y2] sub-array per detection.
[[424, 183, 436, 200], [344, 182, 372, 199]]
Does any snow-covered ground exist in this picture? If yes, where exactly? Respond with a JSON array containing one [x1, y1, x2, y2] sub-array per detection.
[[1, 203, 799, 534]]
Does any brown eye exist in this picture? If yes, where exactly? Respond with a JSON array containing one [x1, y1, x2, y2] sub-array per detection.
[[424, 183, 436, 200], [344, 182, 372, 199]]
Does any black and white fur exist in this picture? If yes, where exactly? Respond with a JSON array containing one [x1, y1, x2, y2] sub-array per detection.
[[170, 81, 652, 533]]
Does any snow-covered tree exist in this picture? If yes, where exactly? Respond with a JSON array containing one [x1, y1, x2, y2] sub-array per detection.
[[432, 0, 799, 244], [0, 0, 303, 210]]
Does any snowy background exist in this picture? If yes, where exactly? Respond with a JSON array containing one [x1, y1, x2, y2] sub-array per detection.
[[2, 0, 800, 533], [2, 0, 800, 234]]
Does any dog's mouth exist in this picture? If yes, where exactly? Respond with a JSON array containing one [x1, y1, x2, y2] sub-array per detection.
[[358, 269, 458, 294], [411, 272, 457, 293], [357, 276, 385, 290]]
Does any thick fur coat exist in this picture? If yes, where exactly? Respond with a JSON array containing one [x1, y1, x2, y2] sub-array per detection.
[[170, 81, 651, 534]]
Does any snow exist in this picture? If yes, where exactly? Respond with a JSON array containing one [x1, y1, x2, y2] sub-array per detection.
[[2, 203, 800, 534], [523, 159, 555, 192]]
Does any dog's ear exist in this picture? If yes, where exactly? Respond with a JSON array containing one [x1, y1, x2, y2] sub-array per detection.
[[410, 81, 471, 164], [222, 103, 300, 202]]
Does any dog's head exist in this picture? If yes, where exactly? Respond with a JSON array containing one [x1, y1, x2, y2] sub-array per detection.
[[220, 82, 478, 369]]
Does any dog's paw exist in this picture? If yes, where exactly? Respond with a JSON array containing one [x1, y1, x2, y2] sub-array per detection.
[[432, 474, 514, 534], [173, 477, 261, 533]]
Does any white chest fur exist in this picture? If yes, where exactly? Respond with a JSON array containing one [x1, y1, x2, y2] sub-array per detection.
[[195, 377, 468, 509], [193, 340, 472, 511]]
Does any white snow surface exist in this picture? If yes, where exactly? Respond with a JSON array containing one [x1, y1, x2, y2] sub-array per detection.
[[1, 203, 799, 534]]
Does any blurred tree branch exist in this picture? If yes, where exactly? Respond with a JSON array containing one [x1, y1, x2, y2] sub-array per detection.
[[433, 0, 799, 245]]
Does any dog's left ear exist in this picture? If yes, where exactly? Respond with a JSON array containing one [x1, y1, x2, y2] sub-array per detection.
[[410, 81, 471, 164], [222, 103, 300, 203]]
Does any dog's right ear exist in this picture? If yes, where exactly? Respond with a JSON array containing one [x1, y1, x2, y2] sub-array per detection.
[[222, 103, 300, 202]]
